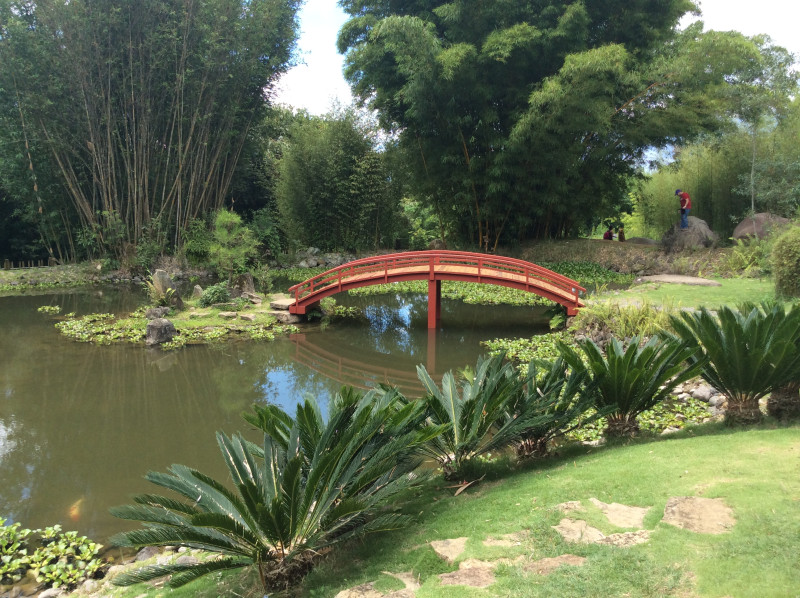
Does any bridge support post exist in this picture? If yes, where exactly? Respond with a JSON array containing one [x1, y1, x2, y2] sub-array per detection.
[[427, 279, 441, 329]]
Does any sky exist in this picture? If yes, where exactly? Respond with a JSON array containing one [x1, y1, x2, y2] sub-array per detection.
[[273, 0, 800, 115]]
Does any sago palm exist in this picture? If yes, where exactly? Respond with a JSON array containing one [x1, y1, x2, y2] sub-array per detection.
[[666, 303, 800, 425], [417, 353, 550, 479], [508, 357, 600, 458], [559, 336, 702, 437], [110, 387, 441, 591]]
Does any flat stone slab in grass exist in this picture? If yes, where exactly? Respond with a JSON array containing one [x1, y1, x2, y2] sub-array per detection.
[[662, 496, 735, 534], [635, 275, 721, 286], [596, 530, 651, 547], [218, 311, 237, 319], [270, 296, 295, 310], [553, 519, 651, 547], [438, 559, 496, 588], [553, 519, 605, 544], [589, 498, 650, 528], [239, 313, 257, 322], [524, 554, 587, 575], [483, 532, 525, 548], [430, 537, 468, 563], [335, 582, 384, 598], [556, 501, 584, 513]]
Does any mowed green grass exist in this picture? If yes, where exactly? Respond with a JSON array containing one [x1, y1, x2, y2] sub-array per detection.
[[610, 278, 775, 309], [299, 425, 800, 598], [92, 427, 799, 598]]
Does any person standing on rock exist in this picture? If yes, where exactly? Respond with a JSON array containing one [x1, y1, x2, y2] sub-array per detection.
[[675, 189, 691, 230]]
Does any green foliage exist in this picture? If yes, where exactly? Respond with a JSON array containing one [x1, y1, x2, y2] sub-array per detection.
[[559, 336, 703, 437], [110, 388, 440, 591], [721, 237, 774, 277], [482, 331, 576, 374], [36, 305, 61, 315], [666, 303, 800, 425], [570, 300, 674, 339], [182, 218, 214, 266], [509, 357, 600, 458], [276, 109, 401, 252], [249, 206, 283, 259], [339, 1, 766, 244], [208, 210, 259, 282], [0, 519, 102, 590], [55, 313, 146, 344], [0, 0, 301, 258], [771, 225, 800, 297], [197, 282, 232, 308], [417, 354, 552, 479]]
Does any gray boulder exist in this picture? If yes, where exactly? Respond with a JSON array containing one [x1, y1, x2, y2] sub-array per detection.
[[230, 273, 256, 297], [732, 213, 790, 241], [145, 306, 171, 320], [192, 284, 203, 299], [661, 216, 718, 252], [428, 238, 447, 250], [151, 269, 177, 296], [145, 318, 177, 346]]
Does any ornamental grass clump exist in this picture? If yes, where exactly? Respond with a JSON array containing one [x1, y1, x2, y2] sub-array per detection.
[[559, 336, 703, 438], [665, 303, 800, 425], [110, 387, 442, 592]]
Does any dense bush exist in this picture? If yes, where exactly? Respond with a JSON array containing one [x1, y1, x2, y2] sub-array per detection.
[[771, 225, 800, 297], [197, 282, 231, 307]]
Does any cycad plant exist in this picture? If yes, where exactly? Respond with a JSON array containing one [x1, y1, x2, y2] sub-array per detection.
[[110, 387, 441, 592], [509, 357, 600, 458], [559, 336, 702, 437], [417, 353, 548, 479], [666, 303, 800, 425]]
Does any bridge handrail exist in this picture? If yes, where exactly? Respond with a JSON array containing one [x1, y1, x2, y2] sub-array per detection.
[[287, 250, 585, 305]]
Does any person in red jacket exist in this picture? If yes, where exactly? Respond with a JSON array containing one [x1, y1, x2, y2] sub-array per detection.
[[675, 189, 691, 229]]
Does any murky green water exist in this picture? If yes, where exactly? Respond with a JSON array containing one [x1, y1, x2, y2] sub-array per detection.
[[0, 286, 548, 542]]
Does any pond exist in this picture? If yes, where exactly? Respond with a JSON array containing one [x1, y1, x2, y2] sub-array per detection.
[[0, 285, 550, 543]]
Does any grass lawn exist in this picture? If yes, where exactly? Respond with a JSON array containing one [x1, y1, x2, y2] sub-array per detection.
[[607, 278, 776, 309], [102, 424, 800, 598], [298, 424, 800, 598]]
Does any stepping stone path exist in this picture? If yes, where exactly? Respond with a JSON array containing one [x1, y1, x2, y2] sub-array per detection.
[[335, 495, 736, 595], [662, 496, 735, 534]]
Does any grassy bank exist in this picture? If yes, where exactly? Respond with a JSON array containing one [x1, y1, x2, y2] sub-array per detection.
[[96, 424, 800, 598], [299, 424, 799, 598]]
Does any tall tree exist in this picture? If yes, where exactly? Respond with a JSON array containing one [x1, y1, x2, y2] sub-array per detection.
[[0, 0, 300, 258], [276, 108, 401, 252], [338, 1, 760, 246]]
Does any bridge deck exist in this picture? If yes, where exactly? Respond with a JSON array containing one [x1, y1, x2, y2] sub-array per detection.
[[287, 251, 585, 327]]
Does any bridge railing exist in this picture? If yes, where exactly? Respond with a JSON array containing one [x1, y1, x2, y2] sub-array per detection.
[[287, 250, 585, 306]]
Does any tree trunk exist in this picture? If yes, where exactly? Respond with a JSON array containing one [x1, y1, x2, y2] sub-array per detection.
[[724, 398, 763, 426], [604, 415, 639, 438], [766, 383, 800, 420]]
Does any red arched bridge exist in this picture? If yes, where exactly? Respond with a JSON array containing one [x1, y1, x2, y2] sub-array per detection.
[[287, 250, 586, 329]]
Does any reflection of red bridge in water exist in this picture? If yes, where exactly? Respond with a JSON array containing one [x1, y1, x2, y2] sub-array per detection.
[[289, 333, 430, 396], [288, 251, 586, 329]]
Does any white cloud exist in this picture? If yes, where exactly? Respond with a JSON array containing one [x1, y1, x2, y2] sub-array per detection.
[[682, 0, 800, 57], [272, 0, 352, 115]]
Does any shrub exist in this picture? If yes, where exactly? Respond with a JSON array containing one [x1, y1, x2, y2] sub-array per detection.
[[209, 210, 259, 281], [666, 303, 800, 425], [182, 218, 213, 266], [417, 354, 553, 479], [772, 226, 800, 297], [559, 336, 703, 437], [110, 388, 441, 592], [198, 282, 231, 307]]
